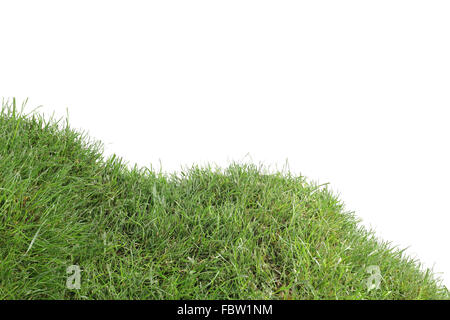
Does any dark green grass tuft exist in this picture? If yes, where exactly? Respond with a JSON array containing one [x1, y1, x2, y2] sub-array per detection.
[[0, 99, 448, 299]]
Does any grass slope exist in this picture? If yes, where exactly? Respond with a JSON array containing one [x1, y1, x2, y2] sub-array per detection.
[[0, 99, 448, 300]]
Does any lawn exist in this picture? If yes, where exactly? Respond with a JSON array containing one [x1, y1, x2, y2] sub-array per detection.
[[0, 99, 448, 299]]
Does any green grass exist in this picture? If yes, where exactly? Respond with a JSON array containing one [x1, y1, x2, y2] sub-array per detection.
[[0, 98, 448, 300]]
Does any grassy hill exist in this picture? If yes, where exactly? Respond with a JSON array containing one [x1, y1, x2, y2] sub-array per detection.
[[0, 99, 448, 299]]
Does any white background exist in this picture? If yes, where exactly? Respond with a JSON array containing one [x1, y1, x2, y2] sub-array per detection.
[[1, 1, 449, 288]]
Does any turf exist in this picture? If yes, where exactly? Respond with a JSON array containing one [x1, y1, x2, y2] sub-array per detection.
[[0, 99, 448, 300]]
